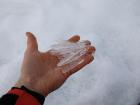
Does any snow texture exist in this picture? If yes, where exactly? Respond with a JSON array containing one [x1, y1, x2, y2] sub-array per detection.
[[0, 0, 140, 105]]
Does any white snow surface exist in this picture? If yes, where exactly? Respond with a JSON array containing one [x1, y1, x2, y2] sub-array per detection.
[[0, 0, 140, 105]]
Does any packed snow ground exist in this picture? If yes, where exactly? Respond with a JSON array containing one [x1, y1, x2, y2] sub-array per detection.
[[0, 0, 140, 105]]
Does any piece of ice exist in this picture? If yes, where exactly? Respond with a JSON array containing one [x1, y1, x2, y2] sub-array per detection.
[[49, 40, 92, 72]]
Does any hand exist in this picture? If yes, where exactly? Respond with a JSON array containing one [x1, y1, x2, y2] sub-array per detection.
[[15, 32, 96, 96]]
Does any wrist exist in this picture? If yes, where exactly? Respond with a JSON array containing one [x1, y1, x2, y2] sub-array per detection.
[[14, 79, 49, 97]]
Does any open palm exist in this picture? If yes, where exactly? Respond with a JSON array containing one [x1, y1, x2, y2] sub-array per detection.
[[15, 32, 95, 96]]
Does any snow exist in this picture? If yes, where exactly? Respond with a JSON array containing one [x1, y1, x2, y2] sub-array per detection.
[[0, 0, 140, 105]]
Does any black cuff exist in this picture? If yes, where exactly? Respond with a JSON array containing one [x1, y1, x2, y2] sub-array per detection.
[[12, 86, 45, 105]]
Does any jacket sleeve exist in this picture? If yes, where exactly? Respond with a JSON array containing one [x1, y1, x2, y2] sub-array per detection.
[[0, 86, 45, 105]]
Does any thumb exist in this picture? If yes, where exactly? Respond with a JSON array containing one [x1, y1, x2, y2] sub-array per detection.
[[26, 32, 38, 52]]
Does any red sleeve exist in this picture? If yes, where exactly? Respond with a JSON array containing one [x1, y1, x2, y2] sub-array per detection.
[[7, 88, 41, 105]]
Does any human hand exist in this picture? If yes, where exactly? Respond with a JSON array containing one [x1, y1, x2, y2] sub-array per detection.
[[15, 32, 96, 96]]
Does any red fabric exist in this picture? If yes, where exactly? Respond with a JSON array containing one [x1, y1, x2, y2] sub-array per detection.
[[7, 89, 40, 105]]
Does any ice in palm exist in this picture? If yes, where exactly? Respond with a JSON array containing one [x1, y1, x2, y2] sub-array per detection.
[[49, 40, 92, 72]]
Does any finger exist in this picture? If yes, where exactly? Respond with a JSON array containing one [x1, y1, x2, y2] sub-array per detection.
[[86, 46, 96, 54], [68, 35, 80, 43], [68, 54, 94, 76], [81, 40, 91, 45], [26, 32, 38, 52], [63, 54, 94, 77]]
